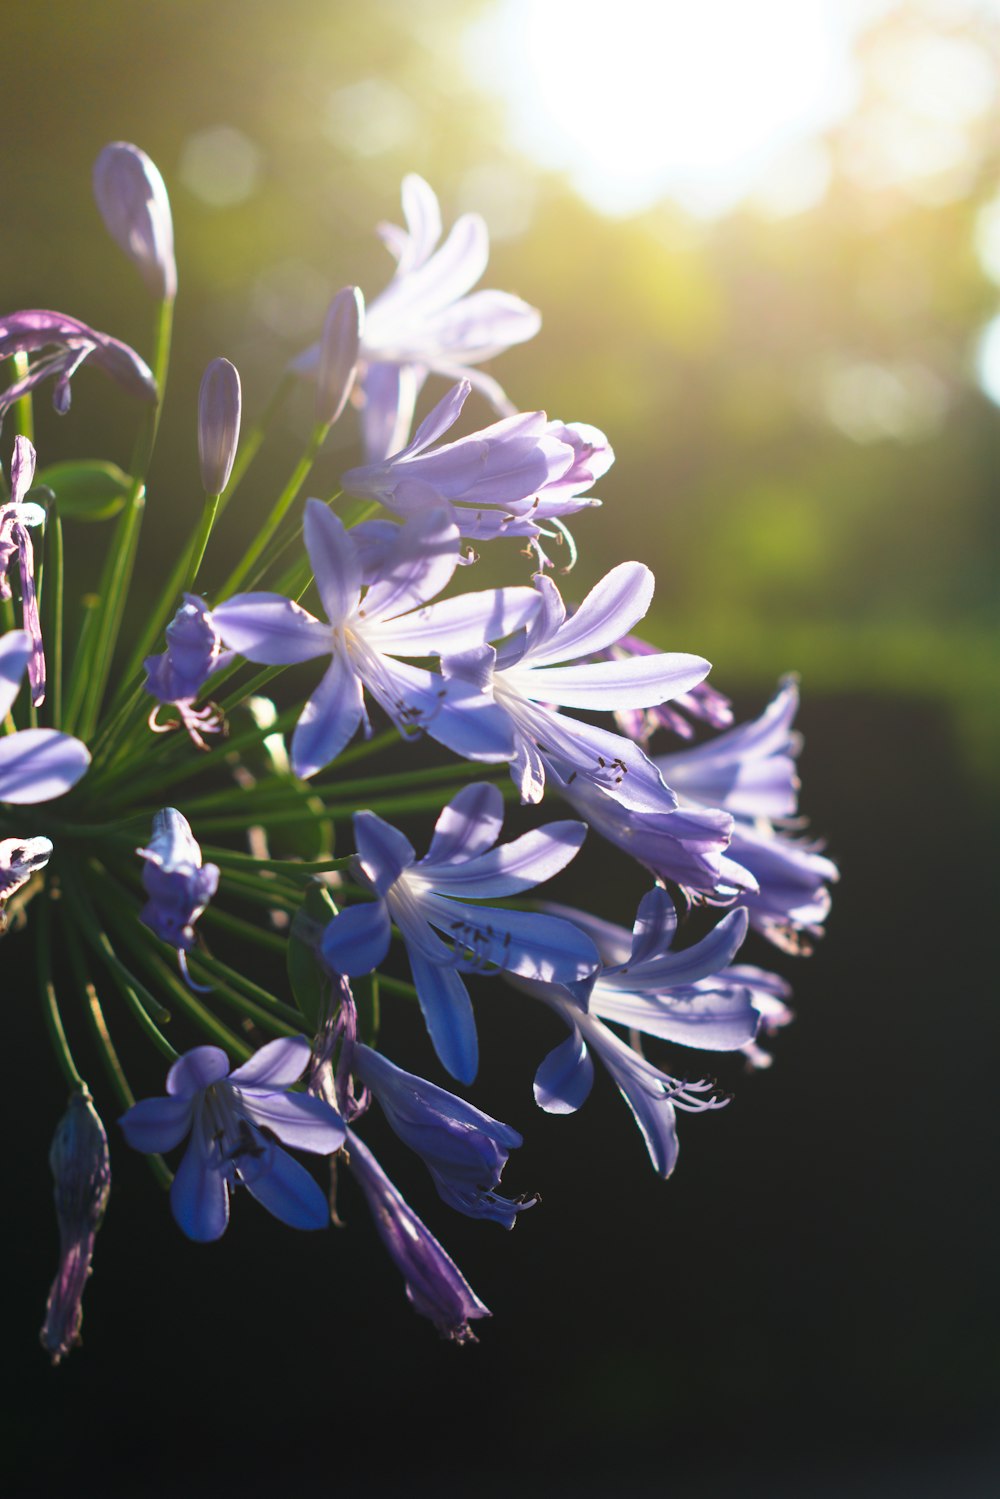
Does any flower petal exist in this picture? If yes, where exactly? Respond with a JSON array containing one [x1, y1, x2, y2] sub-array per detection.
[[229, 1035, 310, 1089], [290, 652, 365, 779], [239, 1090, 345, 1153], [0, 630, 30, 720], [361, 507, 459, 622], [589, 981, 760, 1051], [240, 1143, 331, 1230], [0, 728, 90, 804], [406, 948, 479, 1084], [119, 1094, 193, 1153], [525, 562, 655, 667], [321, 898, 392, 975], [353, 809, 416, 891], [533, 1026, 594, 1114], [303, 500, 362, 625], [372, 585, 540, 657], [523, 652, 710, 711], [425, 819, 586, 898], [425, 782, 505, 866], [166, 1046, 230, 1097], [170, 1125, 230, 1241], [212, 593, 330, 665]]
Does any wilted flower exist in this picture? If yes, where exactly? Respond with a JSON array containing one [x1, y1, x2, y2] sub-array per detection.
[[92, 141, 177, 301], [345, 1128, 490, 1343], [119, 1038, 345, 1241], [197, 358, 242, 495], [0, 310, 157, 430], [39, 1089, 111, 1365], [0, 436, 46, 704]]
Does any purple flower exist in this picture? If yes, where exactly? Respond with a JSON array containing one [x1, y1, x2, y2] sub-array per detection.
[[341, 378, 612, 546], [293, 175, 541, 460], [136, 809, 219, 985], [119, 1038, 345, 1242], [654, 678, 838, 950], [92, 142, 177, 301], [198, 358, 242, 495], [0, 835, 53, 914], [443, 565, 709, 810], [0, 310, 158, 429], [322, 782, 597, 1083], [39, 1089, 110, 1365], [0, 631, 90, 803], [353, 1043, 536, 1229], [344, 1128, 490, 1343], [143, 595, 231, 748], [0, 437, 46, 704], [212, 500, 539, 779], [315, 286, 363, 427]]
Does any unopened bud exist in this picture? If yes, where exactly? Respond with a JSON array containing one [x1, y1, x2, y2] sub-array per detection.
[[198, 357, 242, 495], [93, 142, 177, 301], [316, 286, 364, 428], [40, 1088, 111, 1365]]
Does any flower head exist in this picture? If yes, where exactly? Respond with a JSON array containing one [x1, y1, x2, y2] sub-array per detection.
[[354, 1044, 536, 1229], [143, 596, 231, 748], [322, 781, 597, 1083], [92, 142, 177, 301], [0, 310, 158, 430], [119, 1038, 345, 1241], [345, 1128, 490, 1343], [136, 809, 219, 984], [39, 1088, 111, 1365]]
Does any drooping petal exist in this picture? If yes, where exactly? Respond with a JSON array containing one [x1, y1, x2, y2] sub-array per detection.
[[533, 1026, 594, 1114], [406, 948, 479, 1084], [118, 1094, 194, 1153], [241, 1143, 331, 1230], [622, 908, 750, 990], [229, 1035, 311, 1090], [0, 729, 90, 803], [166, 1046, 230, 1097], [239, 1089, 345, 1154], [212, 593, 331, 665], [627, 886, 679, 966], [289, 651, 365, 780], [321, 898, 393, 975], [170, 1124, 230, 1241]]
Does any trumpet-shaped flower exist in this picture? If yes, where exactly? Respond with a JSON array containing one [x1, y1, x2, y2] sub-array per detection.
[[342, 378, 612, 545], [345, 1129, 490, 1343], [119, 1038, 345, 1241], [443, 565, 710, 810], [322, 782, 597, 1083], [353, 1043, 536, 1228], [143, 595, 231, 748], [0, 437, 46, 704], [212, 500, 540, 779], [293, 175, 541, 459], [0, 631, 90, 803], [136, 809, 219, 984], [0, 310, 157, 429]]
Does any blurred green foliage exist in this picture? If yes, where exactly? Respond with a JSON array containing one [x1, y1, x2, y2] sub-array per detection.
[[3, 0, 998, 780]]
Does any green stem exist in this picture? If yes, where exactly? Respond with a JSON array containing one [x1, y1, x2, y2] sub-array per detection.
[[9, 351, 34, 444], [36, 899, 84, 1089], [200, 905, 287, 953], [184, 950, 302, 1030], [216, 371, 295, 517], [186, 493, 221, 588], [61, 593, 101, 737]]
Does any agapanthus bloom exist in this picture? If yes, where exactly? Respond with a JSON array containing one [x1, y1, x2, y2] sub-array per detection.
[[0, 310, 157, 428], [443, 565, 710, 809], [212, 500, 538, 779], [655, 678, 838, 949], [136, 809, 219, 984], [605, 634, 733, 744], [293, 174, 541, 460], [322, 782, 597, 1082], [143, 595, 231, 747], [341, 378, 612, 548], [344, 1129, 490, 1343], [0, 631, 90, 804], [353, 1043, 536, 1229], [119, 1038, 345, 1241]]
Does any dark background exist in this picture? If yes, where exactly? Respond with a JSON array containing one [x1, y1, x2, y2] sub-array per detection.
[[3, 3, 999, 1494]]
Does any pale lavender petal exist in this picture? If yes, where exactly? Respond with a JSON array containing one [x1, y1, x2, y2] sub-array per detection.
[[360, 362, 422, 463], [425, 820, 586, 898], [426, 896, 598, 984], [361, 507, 459, 622], [316, 286, 363, 427], [396, 173, 443, 271], [407, 948, 479, 1084], [0, 629, 30, 719], [303, 501, 362, 627], [525, 562, 655, 667], [93, 142, 176, 301], [166, 1046, 229, 1097], [0, 729, 90, 803], [321, 898, 392, 975], [170, 1126, 229, 1241], [360, 654, 515, 761], [10, 436, 36, 504], [425, 782, 505, 866], [371, 585, 540, 656], [397, 379, 470, 459], [229, 1035, 310, 1089], [589, 982, 760, 1051], [627, 886, 678, 966], [290, 652, 365, 779], [241, 1143, 330, 1230], [515, 709, 677, 813], [539, 901, 634, 967], [118, 1094, 193, 1153], [624, 908, 750, 989], [533, 1027, 594, 1114], [418, 291, 542, 362], [198, 358, 242, 494], [212, 593, 330, 665], [367, 212, 489, 332], [522, 652, 710, 710], [239, 1090, 345, 1153]]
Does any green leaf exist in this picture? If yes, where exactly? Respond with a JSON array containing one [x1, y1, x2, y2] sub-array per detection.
[[287, 882, 340, 1031], [354, 972, 380, 1048], [35, 460, 131, 522]]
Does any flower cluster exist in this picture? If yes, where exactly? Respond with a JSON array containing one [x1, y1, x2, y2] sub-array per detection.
[[4, 148, 835, 1355]]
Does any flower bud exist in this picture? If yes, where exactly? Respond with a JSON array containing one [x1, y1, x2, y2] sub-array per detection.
[[39, 1089, 111, 1365], [93, 142, 177, 301], [198, 357, 242, 495], [316, 286, 364, 428]]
